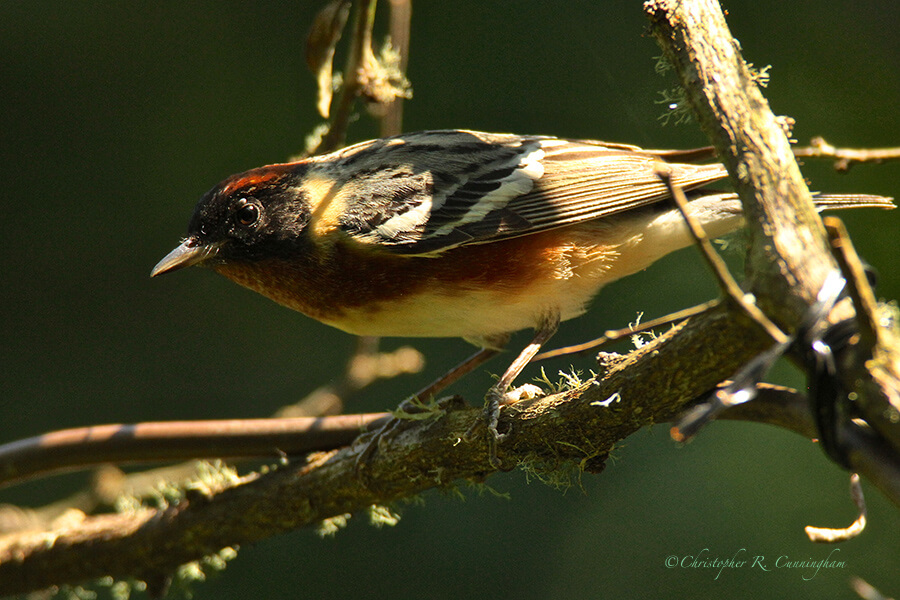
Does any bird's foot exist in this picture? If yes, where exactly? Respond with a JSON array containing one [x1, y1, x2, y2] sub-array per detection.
[[474, 383, 544, 469]]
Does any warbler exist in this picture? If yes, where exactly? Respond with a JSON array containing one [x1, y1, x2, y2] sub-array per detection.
[[152, 129, 893, 460]]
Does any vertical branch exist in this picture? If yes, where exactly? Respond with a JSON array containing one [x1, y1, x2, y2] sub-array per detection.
[[380, 0, 412, 137], [645, 0, 900, 501], [313, 0, 378, 154], [645, 0, 832, 326]]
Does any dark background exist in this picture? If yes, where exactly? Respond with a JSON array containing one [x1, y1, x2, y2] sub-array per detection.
[[2, 1, 898, 598]]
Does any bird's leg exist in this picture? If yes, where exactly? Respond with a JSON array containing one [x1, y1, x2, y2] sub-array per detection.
[[354, 344, 503, 485], [413, 345, 503, 402], [483, 313, 560, 468]]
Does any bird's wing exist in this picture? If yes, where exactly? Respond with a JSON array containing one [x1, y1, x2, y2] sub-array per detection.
[[325, 130, 728, 255]]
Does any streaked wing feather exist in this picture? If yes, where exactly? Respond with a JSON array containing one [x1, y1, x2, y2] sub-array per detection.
[[335, 131, 728, 255], [506, 149, 727, 230]]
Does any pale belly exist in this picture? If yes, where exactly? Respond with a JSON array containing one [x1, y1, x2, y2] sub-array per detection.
[[318, 277, 600, 340]]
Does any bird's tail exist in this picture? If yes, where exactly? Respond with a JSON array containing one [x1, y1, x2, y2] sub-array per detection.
[[810, 193, 895, 211]]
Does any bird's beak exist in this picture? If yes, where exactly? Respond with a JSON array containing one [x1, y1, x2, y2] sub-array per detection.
[[151, 238, 222, 277]]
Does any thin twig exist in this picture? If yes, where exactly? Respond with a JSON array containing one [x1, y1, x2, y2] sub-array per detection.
[[0, 413, 390, 490], [655, 164, 789, 345], [850, 576, 894, 600], [534, 300, 718, 361], [715, 383, 816, 438], [804, 473, 867, 542], [793, 137, 900, 172], [824, 218, 880, 355], [641, 142, 900, 169]]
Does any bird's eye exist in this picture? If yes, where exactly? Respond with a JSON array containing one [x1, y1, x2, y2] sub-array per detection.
[[235, 202, 260, 226]]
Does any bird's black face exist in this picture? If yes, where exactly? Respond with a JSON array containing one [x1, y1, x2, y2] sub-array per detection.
[[152, 163, 311, 277], [187, 186, 270, 261]]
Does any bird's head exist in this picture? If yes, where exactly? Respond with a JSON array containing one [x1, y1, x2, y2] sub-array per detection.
[[151, 163, 312, 277]]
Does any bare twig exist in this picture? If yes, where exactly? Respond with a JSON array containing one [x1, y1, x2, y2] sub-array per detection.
[[715, 383, 816, 437], [534, 300, 718, 361], [0, 413, 390, 490], [804, 473, 867, 542], [275, 341, 424, 418], [642, 142, 900, 170], [850, 576, 895, 600], [310, 0, 411, 153], [656, 165, 788, 345], [306, 0, 352, 120], [794, 137, 900, 172]]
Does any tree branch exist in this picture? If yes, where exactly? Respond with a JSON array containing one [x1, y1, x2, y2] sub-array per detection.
[[644, 0, 900, 507], [0, 307, 776, 596], [646, 0, 833, 320], [2, 300, 897, 593]]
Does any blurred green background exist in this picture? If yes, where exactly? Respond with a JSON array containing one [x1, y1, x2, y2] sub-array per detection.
[[2, 1, 898, 598]]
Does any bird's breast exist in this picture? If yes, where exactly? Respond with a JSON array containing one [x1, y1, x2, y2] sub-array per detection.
[[214, 222, 631, 339]]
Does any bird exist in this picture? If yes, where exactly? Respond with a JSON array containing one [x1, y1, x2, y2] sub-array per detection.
[[151, 129, 893, 465]]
